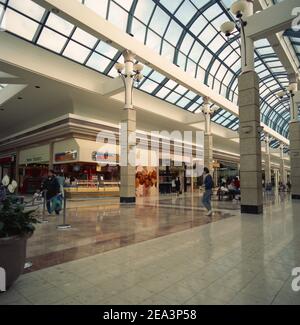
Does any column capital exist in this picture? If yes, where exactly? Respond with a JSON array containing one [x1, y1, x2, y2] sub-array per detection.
[[122, 50, 135, 63], [264, 134, 270, 144], [202, 98, 214, 116]]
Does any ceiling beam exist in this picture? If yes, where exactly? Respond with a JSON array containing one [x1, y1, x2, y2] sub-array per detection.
[[246, 0, 299, 40], [0, 32, 104, 95], [255, 0, 299, 78]]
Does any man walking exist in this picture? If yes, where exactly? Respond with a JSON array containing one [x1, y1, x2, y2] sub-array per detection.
[[42, 170, 61, 215], [202, 167, 213, 216]]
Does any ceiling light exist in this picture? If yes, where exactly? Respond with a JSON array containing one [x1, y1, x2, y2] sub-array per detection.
[[230, 0, 247, 18], [114, 63, 125, 73], [220, 21, 235, 36], [277, 91, 285, 99]]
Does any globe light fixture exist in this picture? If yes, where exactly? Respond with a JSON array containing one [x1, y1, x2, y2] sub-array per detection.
[[133, 63, 144, 74], [220, 21, 235, 37], [277, 90, 286, 99], [288, 83, 297, 95], [230, 0, 247, 18], [114, 63, 125, 73], [277, 83, 298, 121], [219, 1, 251, 70]]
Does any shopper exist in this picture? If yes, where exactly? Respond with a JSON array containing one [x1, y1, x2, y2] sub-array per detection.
[[202, 167, 213, 216], [42, 170, 62, 215]]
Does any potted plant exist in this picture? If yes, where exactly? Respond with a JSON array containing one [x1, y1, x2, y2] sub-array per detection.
[[0, 175, 39, 291]]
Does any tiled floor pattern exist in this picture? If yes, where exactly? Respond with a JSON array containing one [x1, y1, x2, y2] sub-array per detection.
[[23, 194, 235, 271], [1, 194, 300, 305]]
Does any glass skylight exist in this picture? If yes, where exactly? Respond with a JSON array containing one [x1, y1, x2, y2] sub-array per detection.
[[0, 0, 295, 144]]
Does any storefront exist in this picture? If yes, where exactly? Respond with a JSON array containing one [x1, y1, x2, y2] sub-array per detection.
[[19, 145, 50, 193], [215, 160, 239, 186], [13, 133, 204, 196], [53, 138, 120, 185]]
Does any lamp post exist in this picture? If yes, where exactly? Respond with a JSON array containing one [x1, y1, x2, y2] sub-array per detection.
[[114, 50, 143, 204], [220, 0, 254, 73], [277, 83, 298, 122]]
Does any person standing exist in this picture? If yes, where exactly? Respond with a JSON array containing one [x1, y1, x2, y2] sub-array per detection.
[[202, 167, 213, 216], [42, 170, 61, 215]]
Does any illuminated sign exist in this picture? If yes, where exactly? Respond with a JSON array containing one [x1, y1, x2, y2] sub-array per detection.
[[55, 151, 78, 162]]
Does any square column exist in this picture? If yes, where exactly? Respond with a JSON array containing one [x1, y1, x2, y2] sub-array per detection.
[[279, 144, 286, 185], [238, 71, 263, 214], [120, 108, 136, 203], [202, 97, 214, 173], [204, 134, 213, 173], [290, 121, 300, 199], [264, 136, 271, 184]]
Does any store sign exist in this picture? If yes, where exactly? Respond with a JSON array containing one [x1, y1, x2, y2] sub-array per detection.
[[25, 157, 45, 163], [55, 151, 78, 162], [92, 151, 116, 164], [20, 145, 50, 165]]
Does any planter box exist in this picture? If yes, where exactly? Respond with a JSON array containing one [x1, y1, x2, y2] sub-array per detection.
[[0, 236, 27, 290]]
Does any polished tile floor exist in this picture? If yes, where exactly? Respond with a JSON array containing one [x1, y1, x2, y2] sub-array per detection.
[[23, 193, 237, 271], [1, 192, 300, 305]]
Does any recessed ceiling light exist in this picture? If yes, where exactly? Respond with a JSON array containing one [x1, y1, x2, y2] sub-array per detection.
[[35, 86, 40, 89], [0, 108, 4, 111], [17, 97, 23, 100]]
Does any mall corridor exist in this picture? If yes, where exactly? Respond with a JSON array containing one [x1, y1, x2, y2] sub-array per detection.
[[0, 193, 299, 305], [1, 0, 300, 309]]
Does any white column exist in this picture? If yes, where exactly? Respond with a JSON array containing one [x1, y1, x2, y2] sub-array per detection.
[[238, 3, 263, 214], [274, 169, 279, 189], [289, 78, 300, 199], [264, 135, 271, 184], [120, 50, 136, 204], [202, 97, 214, 173], [241, 0, 254, 73], [279, 143, 286, 185]]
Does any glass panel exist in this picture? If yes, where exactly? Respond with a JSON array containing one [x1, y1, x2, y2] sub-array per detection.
[[108, 2, 128, 32], [37, 27, 67, 53], [149, 6, 170, 35], [86, 52, 111, 72], [63, 40, 91, 63], [72, 27, 98, 48], [175, 0, 197, 25], [8, 0, 45, 21], [46, 13, 74, 36], [4, 8, 38, 40]]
